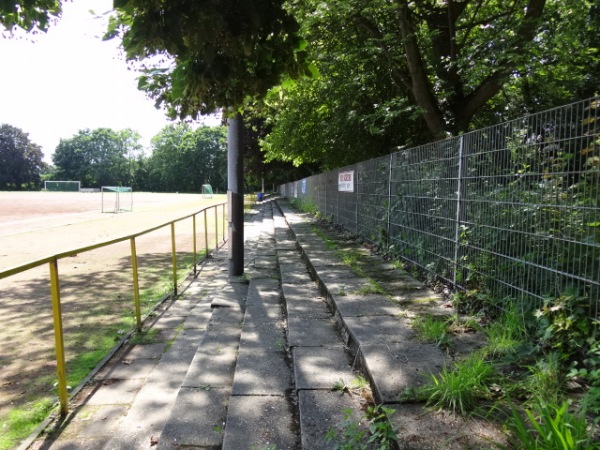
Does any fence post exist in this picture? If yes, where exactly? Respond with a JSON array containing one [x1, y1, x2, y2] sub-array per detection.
[[214, 206, 219, 250], [355, 166, 359, 235], [387, 153, 393, 250], [453, 136, 466, 288], [49, 258, 68, 416], [204, 209, 209, 257], [170, 222, 177, 296], [192, 215, 197, 276], [130, 238, 142, 330]]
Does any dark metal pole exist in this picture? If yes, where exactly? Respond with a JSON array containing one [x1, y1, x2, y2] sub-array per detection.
[[227, 112, 244, 276]]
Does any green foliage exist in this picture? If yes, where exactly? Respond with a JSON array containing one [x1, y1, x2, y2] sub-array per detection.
[[412, 315, 452, 349], [535, 287, 593, 364], [52, 128, 142, 188], [0, 124, 46, 190], [0, 398, 54, 450], [0, 0, 60, 32], [108, 0, 309, 118], [325, 405, 397, 450], [484, 306, 527, 359], [143, 124, 227, 192], [498, 400, 598, 450], [424, 353, 494, 415]]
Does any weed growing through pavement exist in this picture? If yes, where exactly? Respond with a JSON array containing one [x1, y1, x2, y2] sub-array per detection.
[[411, 314, 452, 349], [325, 405, 397, 449], [423, 352, 494, 415]]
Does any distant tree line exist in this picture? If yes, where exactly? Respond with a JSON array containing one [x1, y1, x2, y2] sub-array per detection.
[[0, 123, 231, 193]]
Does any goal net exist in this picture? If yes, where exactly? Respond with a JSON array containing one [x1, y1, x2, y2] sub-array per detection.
[[101, 186, 133, 213], [44, 181, 81, 192], [201, 184, 213, 198]]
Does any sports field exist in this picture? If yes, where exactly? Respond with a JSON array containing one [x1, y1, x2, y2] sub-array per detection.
[[0, 191, 226, 447]]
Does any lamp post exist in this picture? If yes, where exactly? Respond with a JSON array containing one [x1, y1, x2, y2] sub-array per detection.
[[227, 112, 244, 276]]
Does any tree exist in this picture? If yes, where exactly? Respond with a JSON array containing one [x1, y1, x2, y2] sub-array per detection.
[[106, 0, 309, 119], [256, 0, 599, 170], [0, 124, 46, 190], [52, 128, 142, 188], [0, 0, 60, 32], [144, 124, 227, 193]]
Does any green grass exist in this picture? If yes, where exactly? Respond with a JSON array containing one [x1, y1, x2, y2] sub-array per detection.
[[412, 315, 452, 349], [0, 399, 55, 450], [498, 400, 597, 450], [484, 306, 526, 358], [424, 352, 494, 415], [129, 328, 161, 345]]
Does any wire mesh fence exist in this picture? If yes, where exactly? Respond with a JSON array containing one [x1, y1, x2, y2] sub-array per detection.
[[280, 97, 600, 316]]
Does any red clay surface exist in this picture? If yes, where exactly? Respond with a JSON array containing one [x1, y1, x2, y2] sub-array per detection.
[[0, 191, 226, 426]]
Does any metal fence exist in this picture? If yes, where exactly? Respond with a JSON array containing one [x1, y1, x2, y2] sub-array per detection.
[[280, 97, 600, 316]]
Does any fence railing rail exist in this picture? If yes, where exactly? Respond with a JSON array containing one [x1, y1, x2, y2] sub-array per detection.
[[280, 96, 600, 320], [0, 201, 227, 416]]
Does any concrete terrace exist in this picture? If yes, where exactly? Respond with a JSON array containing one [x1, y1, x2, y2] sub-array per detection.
[[28, 198, 501, 450]]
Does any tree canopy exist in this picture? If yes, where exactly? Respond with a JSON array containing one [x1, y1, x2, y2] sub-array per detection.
[[0, 0, 60, 32], [256, 0, 600, 169], [52, 128, 142, 188], [105, 0, 310, 119], [142, 124, 227, 193], [0, 123, 46, 190]]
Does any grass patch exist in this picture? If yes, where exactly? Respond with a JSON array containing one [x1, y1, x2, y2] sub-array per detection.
[[412, 314, 452, 349], [129, 328, 161, 345], [499, 400, 596, 450], [424, 352, 494, 415], [483, 306, 526, 358], [0, 398, 55, 450]]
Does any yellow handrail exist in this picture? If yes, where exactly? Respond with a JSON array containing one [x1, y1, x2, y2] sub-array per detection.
[[0, 201, 227, 417]]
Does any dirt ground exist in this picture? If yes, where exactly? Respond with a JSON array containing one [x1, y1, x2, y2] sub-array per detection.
[[0, 191, 226, 427]]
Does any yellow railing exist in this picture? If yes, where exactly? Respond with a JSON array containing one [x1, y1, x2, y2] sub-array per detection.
[[0, 201, 227, 417]]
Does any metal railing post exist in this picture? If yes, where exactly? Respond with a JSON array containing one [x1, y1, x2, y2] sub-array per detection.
[[130, 238, 142, 331], [170, 223, 177, 296], [49, 258, 68, 416], [222, 203, 226, 241], [453, 136, 466, 288], [214, 206, 218, 250], [192, 215, 198, 276], [204, 209, 209, 257]]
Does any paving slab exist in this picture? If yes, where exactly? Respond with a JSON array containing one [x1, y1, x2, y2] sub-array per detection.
[[332, 293, 403, 317], [255, 255, 278, 269], [298, 390, 369, 450], [93, 358, 159, 380], [83, 378, 145, 405], [281, 283, 323, 306], [280, 268, 313, 285], [246, 278, 282, 307], [287, 317, 342, 348], [293, 346, 357, 390], [223, 395, 299, 450], [122, 343, 168, 360], [358, 341, 450, 403], [341, 314, 414, 348], [231, 349, 292, 395], [277, 251, 304, 265], [157, 387, 229, 449], [239, 322, 287, 352]]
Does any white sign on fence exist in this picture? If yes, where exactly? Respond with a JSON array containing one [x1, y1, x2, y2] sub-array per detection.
[[338, 170, 354, 192]]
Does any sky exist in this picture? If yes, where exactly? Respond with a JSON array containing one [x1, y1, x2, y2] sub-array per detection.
[[0, 0, 219, 163]]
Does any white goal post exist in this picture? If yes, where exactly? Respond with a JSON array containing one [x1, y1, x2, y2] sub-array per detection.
[[201, 184, 213, 199], [44, 180, 81, 192], [101, 186, 133, 213]]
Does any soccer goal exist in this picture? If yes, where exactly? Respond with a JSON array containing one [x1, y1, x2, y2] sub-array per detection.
[[201, 184, 213, 199], [44, 180, 81, 192], [101, 186, 133, 213]]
